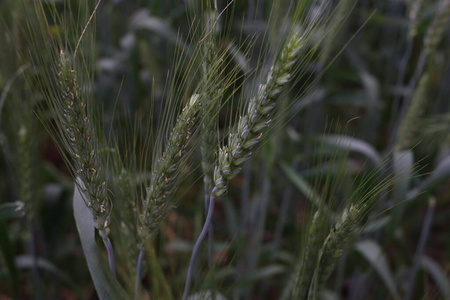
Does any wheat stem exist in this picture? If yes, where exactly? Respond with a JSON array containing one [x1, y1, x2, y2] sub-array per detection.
[[100, 229, 117, 278], [135, 250, 145, 300], [183, 195, 216, 300], [404, 197, 436, 300]]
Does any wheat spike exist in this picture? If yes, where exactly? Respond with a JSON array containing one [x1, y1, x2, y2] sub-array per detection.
[[211, 32, 303, 197], [140, 94, 201, 240], [58, 51, 111, 230]]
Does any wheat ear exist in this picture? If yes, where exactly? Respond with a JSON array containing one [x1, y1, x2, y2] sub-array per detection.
[[183, 31, 304, 300], [211, 32, 303, 197], [423, 0, 450, 57], [396, 73, 431, 151], [314, 204, 365, 292], [293, 211, 324, 299], [136, 94, 200, 298], [17, 125, 37, 216], [280, 210, 324, 300], [139, 94, 201, 240], [58, 51, 111, 231]]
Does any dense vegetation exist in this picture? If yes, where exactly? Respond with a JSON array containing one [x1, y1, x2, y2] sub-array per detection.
[[0, 0, 449, 299]]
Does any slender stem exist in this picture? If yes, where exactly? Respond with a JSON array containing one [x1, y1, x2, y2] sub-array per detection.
[[183, 196, 216, 300], [27, 219, 42, 300], [404, 196, 436, 300], [248, 172, 271, 275], [135, 250, 145, 300], [203, 185, 214, 268], [206, 198, 214, 269], [100, 230, 116, 278], [271, 185, 293, 253]]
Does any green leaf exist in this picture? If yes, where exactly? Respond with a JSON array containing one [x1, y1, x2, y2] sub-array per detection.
[[420, 255, 450, 299], [354, 239, 400, 299], [73, 182, 130, 300], [280, 162, 322, 208], [388, 150, 414, 238], [362, 216, 391, 233], [130, 9, 178, 44], [420, 155, 450, 194], [248, 264, 286, 281], [188, 290, 228, 300], [392, 151, 414, 201], [15, 255, 84, 300], [322, 135, 382, 167], [0, 202, 25, 221], [0, 220, 19, 299]]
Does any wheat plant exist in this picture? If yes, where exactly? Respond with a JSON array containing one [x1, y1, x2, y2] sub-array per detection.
[[1, 0, 450, 299]]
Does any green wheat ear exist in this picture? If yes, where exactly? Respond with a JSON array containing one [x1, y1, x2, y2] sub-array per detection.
[[139, 94, 201, 241], [396, 73, 431, 151], [57, 51, 111, 231], [289, 211, 324, 300], [314, 204, 364, 289], [211, 31, 304, 197]]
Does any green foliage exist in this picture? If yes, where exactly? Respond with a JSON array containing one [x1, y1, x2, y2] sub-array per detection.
[[0, 0, 450, 299]]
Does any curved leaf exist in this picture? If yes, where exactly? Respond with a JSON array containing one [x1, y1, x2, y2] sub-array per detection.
[[0, 201, 25, 221], [408, 155, 450, 199], [280, 162, 322, 208], [188, 290, 228, 300], [73, 182, 130, 300], [15, 255, 84, 300], [354, 239, 400, 299], [322, 135, 382, 167], [420, 255, 450, 299], [421, 155, 450, 193], [130, 9, 178, 44]]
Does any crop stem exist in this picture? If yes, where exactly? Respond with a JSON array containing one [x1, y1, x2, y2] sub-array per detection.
[[183, 195, 216, 300]]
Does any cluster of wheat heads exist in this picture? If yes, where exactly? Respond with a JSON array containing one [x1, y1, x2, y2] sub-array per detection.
[[14, 0, 433, 299]]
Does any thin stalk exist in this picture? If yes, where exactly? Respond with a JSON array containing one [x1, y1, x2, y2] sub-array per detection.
[[27, 219, 42, 300], [249, 169, 271, 275], [271, 185, 293, 253], [234, 164, 252, 299], [403, 197, 436, 300], [204, 193, 214, 268], [0, 130, 18, 200], [135, 250, 145, 300], [241, 163, 252, 235], [183, 196, 216, 300], [100, 229, 116, 278]]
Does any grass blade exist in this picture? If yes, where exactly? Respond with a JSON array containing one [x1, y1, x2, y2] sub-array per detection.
[[15, 255, 84, 300], [0, 202, 25, 221], [420, 255, 450, 299], [354, 239, 400, 299], [73, 181, 130, 300]]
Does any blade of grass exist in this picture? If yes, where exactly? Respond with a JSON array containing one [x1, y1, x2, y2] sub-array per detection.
[[354, 239, 400, 299], [420, 255, 450, 299], [73, 181, 130, 300]]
